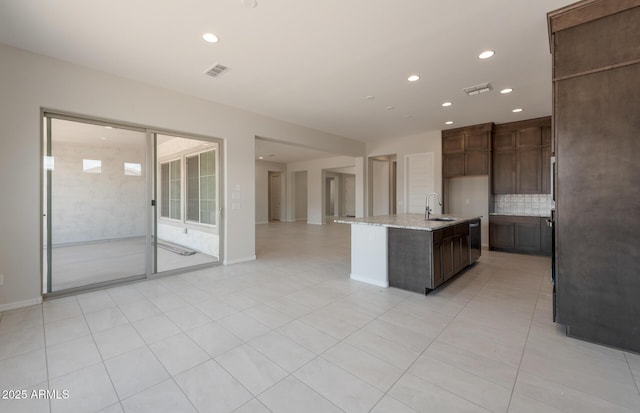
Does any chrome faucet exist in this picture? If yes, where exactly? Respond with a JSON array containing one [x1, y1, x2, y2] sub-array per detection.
[[425, 192, 442, 220]]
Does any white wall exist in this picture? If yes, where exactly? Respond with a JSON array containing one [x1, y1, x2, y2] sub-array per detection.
[[287, 156, 363, 224], [51, 141, 146, 244], [294, 171, 308, 221], [367, 130, 443, 215], [371, 159, 390, 216], [255, 160, 286, 224], [0, 43, 365, 309], [341, 174, 356, 216], [446, 176, 490, 246]]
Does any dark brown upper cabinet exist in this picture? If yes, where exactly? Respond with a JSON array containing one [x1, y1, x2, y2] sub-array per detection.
[[548, 0, 640, 353], [492, 117, 551, 194], [442, 123, 492, 178]]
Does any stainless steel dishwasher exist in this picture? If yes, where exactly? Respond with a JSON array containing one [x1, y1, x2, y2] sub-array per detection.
[[469, 219, 481, 263]]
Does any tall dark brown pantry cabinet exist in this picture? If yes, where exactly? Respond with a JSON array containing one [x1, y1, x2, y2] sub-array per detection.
[[548, 0, 640, 352]]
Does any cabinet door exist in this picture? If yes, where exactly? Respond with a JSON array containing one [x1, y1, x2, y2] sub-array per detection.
[[442, 134, 464, 153], [516, 147, 542, 194], [540, 217, 552, 255], [517, 127, 542, 147], [465, 151, 489, 176], [444, 153, 465, 177], [460, 234, 470, 268], [442, 238, 454, 280], [492, 150, 515, 194], [514, 221, 541, 252], [465, 132, 489, 151], [489, 221, 515, 249], [452, 236, 462, 275], [433, 241, 443, 287], [493, 131, 515, 151]]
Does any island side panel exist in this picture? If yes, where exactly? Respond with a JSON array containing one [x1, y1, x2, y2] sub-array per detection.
[[349, 224, 389, 287], [388, 228, 434, 294]]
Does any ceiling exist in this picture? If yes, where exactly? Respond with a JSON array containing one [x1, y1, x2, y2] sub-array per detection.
[[1, 0, 574, 149]]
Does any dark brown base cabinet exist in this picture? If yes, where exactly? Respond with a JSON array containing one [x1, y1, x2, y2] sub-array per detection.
[[388, 222, 474, 294], [489, 215, 550, 256]]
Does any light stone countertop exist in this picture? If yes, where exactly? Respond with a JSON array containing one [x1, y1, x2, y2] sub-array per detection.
[[334, 213, 482, 231], [489, 212, 551, 217]]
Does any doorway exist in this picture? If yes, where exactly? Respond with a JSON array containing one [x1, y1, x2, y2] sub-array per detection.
[[325, 176, 336, 218], [368, 155, 397, 216], [42, 113, 223, 294], [268, 171, 282, 221]]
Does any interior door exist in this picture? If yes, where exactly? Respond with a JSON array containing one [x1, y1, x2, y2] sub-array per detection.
[[269, 172, 281, 221]]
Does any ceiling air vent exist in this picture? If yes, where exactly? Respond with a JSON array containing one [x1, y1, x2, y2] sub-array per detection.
[[463, 82, 493, 96], [204, 64, 230, 78]]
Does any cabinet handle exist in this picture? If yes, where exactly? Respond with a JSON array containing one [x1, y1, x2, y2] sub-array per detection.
[[469, 223, 480, 228]]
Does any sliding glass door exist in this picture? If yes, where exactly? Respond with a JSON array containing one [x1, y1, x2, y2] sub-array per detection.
[[42, 114, 222, 294], [43, 116, 148, 292], [154, 133, 220, 272]]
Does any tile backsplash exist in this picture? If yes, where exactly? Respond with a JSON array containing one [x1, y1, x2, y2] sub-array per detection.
[[494, 194, 554, 216]]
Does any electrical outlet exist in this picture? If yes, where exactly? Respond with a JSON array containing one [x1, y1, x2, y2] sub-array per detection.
[[0, 273, 4, 286]]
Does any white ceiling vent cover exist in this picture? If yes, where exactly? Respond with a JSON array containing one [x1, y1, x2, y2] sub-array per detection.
[[204, 64, 230, 78], [463, 82, 493, 96]]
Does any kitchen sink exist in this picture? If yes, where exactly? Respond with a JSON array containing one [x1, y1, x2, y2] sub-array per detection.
[[427, 217, 456, 222]]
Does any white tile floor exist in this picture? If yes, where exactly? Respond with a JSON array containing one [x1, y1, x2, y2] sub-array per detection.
[[1, 221, 639, 412], [46, 237, 218, 291]]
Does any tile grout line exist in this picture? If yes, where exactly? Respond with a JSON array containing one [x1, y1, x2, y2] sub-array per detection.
[[504, 269, 546, 412], [77, 294, 124, 412], [623, 353, 640, 396], [216, 284, 404, 412], [41, 303, 53, 413], [107, 286, 204, 412], [366, 266, 501, 413]]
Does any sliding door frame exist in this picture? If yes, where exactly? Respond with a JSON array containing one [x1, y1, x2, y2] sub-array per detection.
[[41, 109, 224, 298]]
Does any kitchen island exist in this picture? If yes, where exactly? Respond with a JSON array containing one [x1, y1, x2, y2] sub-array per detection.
[[336, 213, 481, 294]]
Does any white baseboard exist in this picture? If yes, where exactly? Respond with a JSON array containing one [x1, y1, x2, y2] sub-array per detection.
[[0, 296, 43, 312], [350, 273, 389, 288], [224, 255, 256, 265], [256, 221, 269, 225]]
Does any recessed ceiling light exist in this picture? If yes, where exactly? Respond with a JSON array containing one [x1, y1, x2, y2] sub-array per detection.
[[386, 106, 395, 110], [407, 74, 420, 82], [202, 33, 220, 43], [402, 114, 412, 118], [442, 102, 452, 107], [512, 108, 523, 113], [445, 121, 454, 125], [365, 95, 375, 100], [258, 156, 264, 160], [104, 126, 113, 129], [500, 88, 513, 94], [242, 0, 257, 8], [100, 137, 107, 140], [479, 50, 495, 59]]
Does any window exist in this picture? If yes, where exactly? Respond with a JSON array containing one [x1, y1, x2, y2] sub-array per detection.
[[160, 160, 181, 219], [186, 150, 216, 225], [160, 149, 216, 225], [82, 159, 102, 174], [124, 162, 142, 176]]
